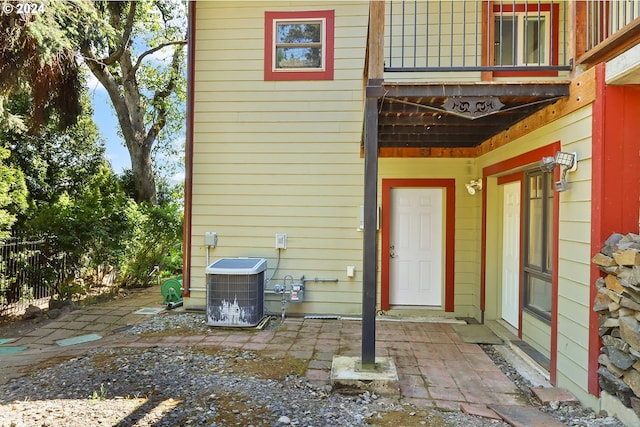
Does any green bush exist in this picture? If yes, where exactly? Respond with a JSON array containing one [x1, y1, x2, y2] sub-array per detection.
[[118, 202, 183, 288]]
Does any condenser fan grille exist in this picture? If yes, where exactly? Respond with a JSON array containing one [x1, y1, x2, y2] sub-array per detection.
[[205, 258, 266, 327]]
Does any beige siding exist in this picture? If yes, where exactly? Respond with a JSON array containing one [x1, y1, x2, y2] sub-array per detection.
[[190, 1, 369, 315], [521, 312, 552, 358], [478, 105, 595, 405]]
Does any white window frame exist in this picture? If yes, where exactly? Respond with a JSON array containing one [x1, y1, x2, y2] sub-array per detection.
[[494, 11, 551, 66], [272, 17, 327, 72]]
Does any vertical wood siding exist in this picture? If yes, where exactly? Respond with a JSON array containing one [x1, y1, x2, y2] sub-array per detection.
[[190, 1, 369, 315]]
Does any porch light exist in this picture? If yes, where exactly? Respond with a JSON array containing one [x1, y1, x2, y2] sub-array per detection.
[[538, 151, 577, 192], [465, 179, 482, 195]]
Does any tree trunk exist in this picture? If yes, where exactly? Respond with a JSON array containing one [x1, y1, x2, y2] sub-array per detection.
[[78, 1, 185, 205], [128, 138, 157, 205]]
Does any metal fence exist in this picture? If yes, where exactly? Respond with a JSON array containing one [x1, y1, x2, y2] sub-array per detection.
[[0, 237, 50, 317]]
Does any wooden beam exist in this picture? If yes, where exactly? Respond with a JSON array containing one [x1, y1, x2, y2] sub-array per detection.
[[382, 82, 570, 98], [373, 68, 594, 159], [366, 1, 385, 81], [377, 147, 478, 158], [571, 0, 586, 69], [577, 16, 640, 67], [476, 66, 596, 156]]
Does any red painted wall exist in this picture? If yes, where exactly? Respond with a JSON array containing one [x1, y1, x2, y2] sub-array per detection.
[[589, 64, 640, 395]]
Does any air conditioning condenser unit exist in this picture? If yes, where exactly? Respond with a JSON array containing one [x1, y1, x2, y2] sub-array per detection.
[[205, 258, 266, 327]]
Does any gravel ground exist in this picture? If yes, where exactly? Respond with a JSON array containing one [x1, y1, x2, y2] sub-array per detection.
[[0, 313, 628, 426]]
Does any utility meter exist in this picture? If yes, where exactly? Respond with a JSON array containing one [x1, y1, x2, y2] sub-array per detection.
[[290, 283, 304, 302]]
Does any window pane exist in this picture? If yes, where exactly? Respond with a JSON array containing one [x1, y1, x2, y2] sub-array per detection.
[[545, 175, 554, 271], [494, 16, 516, 65], [276, 47, 322, 68], [526, 274, 552, 316], [277, 23, 321, 44], [528, 175, 543, 267], [524, 16, 546, 64]]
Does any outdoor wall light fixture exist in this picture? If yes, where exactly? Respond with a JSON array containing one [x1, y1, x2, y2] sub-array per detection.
[[538, 151, 577, 192], [465, 179, 482, 195]]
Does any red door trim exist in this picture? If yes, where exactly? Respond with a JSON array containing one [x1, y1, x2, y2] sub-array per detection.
[[381, 179, 456, 312]]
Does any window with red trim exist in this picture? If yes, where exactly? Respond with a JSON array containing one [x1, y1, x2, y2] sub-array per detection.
[[491, 3, 559, 77], [264, 10, 334, 81]]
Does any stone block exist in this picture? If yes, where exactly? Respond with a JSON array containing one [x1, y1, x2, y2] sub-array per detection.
[[609, 290, 623, 304], [594, 292, 613, 312], [609, 346, 635, 370], [620, 307, 635, 317], [604, 318, 620, 328], [606, 275, 625, 293], [602, 335, 630, 352], [624, 368, 640, 397], [605, 233, 625, 248], [620, 316, 640, 352], [601, 265, 621, 275], [600, 366, 633, 396], [622, 297, 640, 312], [614, 249, 640, 267], [607, 361, 626, 378], [620, 267, 640, 286], [593, 252, 617, 267], [630, 396, 640, 418], [634, 266, 640, 285]]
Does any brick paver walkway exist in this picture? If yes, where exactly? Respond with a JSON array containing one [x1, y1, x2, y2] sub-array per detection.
[[0, 286, 524, 411]]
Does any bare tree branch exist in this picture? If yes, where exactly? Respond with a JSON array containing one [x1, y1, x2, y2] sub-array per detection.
[[144, 47, 182, 147], [100, 2, 137, 66], [131, 40, 187, 76]]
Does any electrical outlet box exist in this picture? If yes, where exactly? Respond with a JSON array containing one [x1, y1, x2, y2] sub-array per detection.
[[358, 205, 381, 231], [205, 232, 218, 247], [275, 233, 287, 249], [347, 266, 355, 278]]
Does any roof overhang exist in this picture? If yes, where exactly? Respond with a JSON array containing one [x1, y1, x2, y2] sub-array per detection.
[[375, 82, 570, 150]]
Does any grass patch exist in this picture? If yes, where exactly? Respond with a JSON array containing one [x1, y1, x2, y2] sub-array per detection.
[[195, 347, 309, 380], [365, 408, 454, 427]]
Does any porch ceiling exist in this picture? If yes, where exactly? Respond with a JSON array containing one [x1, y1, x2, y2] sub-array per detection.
[[377, 82, 570, 149]]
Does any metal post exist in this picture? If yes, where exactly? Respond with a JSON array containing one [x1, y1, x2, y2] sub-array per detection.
[[362, 80, 382, 369]]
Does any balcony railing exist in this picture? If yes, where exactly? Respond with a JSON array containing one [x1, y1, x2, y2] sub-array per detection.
[[584, 0, 640, 51], [385, 0, 572, 72]]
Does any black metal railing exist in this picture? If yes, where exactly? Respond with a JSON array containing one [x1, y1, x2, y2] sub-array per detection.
[[585, 0, 640, 51], [0, 237, 50, 317], [385, 0, 571, 72]]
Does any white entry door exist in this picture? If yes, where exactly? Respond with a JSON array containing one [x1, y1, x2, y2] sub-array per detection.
[[501, 181, 521, 328], [389, 188, 443, 306]]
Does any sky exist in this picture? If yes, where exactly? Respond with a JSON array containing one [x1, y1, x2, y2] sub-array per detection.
[[87, 75, 185, 184], [88, 82, 131, 174]]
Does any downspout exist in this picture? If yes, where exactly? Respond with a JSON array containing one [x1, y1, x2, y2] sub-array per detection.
[[182, 0, 196, 298]]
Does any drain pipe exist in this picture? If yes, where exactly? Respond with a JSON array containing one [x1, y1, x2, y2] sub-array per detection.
[[300, 276, 338, 283], [273, 275, 295, 321]]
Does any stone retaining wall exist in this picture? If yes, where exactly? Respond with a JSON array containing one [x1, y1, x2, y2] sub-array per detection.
[[593, 232, 640, 416]]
